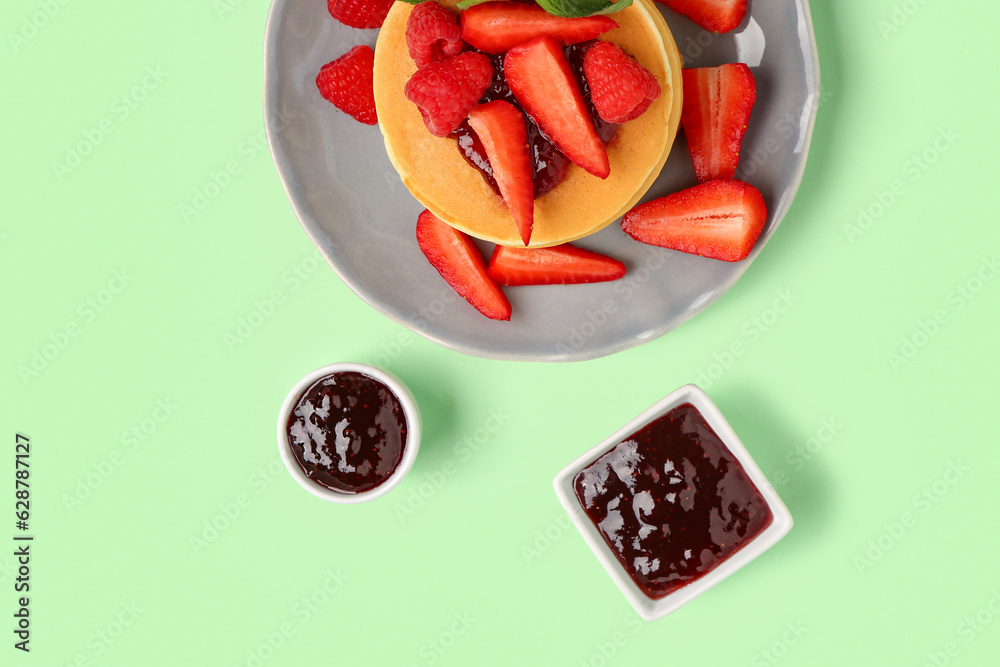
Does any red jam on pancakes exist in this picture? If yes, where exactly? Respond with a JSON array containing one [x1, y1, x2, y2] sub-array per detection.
[[452, 42, 617, 199]]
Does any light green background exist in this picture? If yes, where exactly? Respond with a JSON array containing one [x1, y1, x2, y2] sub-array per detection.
[[3, 0, 999, 665]]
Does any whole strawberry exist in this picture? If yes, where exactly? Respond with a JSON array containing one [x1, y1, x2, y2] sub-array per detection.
[[316, 45, 378, 125], [328, 0, 395, 29], [406, 2, 463, 68], [583, 41, 660, 124], [405, 52, 494, 137]]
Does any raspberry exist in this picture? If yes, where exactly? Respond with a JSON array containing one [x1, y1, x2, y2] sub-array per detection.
[[327, 0, 395, 29], [583, 41, 661, 124], [404, 52, 493, 137], [316, 45, 378, 126], [406, 2, 463, 68]]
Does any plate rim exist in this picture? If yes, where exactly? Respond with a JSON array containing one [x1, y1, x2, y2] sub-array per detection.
[[263, 0, 821, 363]]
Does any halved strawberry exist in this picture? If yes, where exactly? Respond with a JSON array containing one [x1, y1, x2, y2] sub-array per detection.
[[505, 36, 609, 179], [461, 2, 617, 55], [681, 63, 756, 182], [487, 244, 626, 286], [658, 0, 748, 34], [621, 180, 767, 262], [416, 210, 512, 320], [467, 101, 534, 246], [583, 40, 661, 124]]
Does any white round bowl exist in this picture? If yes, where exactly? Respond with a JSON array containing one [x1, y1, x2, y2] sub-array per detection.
[[277, 362, 421, 503]]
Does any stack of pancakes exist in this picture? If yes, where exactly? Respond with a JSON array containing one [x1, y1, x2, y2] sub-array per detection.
[[373, 0, 683, 248]]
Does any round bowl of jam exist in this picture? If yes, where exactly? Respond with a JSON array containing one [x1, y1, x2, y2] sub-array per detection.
[[277, 363, 420, 503]]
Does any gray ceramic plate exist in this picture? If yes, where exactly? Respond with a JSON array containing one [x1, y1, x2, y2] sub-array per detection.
[[264, 0, 820, 362]]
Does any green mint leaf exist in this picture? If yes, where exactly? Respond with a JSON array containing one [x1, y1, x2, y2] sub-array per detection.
[[534, 0, 633, 18]]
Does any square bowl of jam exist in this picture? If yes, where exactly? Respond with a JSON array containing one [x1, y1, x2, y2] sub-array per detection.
[[553, 384, 792, 621]]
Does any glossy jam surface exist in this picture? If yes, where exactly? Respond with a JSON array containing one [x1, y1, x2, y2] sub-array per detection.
[[452, 42, 617, 199], [286, 372, 407, 494], [573, 403, 773, 599]]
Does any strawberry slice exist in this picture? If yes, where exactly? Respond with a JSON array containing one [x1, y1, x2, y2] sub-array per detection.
[[416, 210, 512, 320], [505, 36, 609, 179], [487, 244, 626, 286], [461, 2, 618, 55], [621, 180, 767, 262], [657, 0, 748, 34], [681, 63, 756, 182], [467, 101, 534, 246]]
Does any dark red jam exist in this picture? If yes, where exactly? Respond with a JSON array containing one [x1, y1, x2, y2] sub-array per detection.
[[452, 41, 617, 199], [286, 372, 407, 494], [573, 403, 773, 600]]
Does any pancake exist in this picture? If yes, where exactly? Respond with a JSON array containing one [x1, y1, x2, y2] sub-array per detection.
[[373, 0, 683, 248]]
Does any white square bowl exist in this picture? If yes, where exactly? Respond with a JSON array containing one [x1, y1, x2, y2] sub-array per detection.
[[553, 384, 793, 621]]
